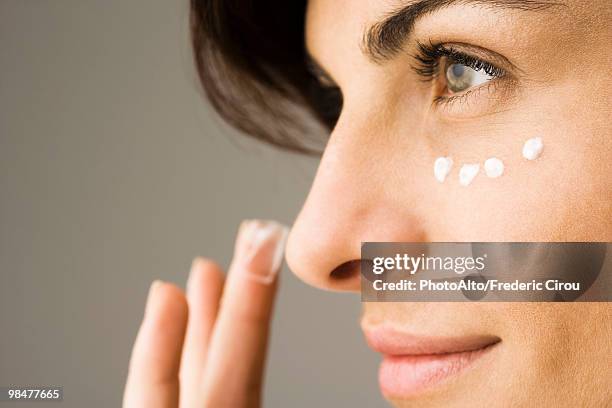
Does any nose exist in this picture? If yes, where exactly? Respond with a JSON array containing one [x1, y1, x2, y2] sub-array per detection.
[[285, 117, 427, 292]]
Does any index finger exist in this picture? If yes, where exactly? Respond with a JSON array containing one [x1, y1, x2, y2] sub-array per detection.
[[199, 220, 288, 407]]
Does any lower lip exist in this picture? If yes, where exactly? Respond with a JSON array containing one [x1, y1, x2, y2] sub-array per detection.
[[379, 344, 495, 398]]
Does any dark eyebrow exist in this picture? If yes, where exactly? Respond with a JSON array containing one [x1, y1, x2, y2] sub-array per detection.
[[362, 0, 565, 63]]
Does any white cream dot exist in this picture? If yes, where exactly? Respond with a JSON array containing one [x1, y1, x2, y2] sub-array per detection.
[[434, 156, 453, 183], [522, 137, 544, 160], [459, 163, 480, 186], [484, 157, 504, 178]]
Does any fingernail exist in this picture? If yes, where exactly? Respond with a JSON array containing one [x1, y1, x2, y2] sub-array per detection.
[[150, 280, 163, 294], [235, 219, 289, 284], [187, 257, 204, 294], [145, 280, 163, 317]]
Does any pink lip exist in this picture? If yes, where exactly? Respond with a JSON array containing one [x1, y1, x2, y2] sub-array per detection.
[[363, 326, 500, 398]]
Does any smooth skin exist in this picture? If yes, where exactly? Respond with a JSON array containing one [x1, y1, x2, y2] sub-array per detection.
[[125, 0, 611, 407], [123, 255, 276, 407]]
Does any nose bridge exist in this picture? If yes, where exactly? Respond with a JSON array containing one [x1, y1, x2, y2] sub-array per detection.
[[285, 115, 427, 291]]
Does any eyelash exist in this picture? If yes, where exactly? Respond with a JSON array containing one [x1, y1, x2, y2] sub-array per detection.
[[412, 41, 506, 82], [411, 41, 508, 109], [308, 42, 509, 125]]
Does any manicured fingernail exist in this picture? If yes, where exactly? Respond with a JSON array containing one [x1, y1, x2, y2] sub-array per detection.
[[235, 219, 289, 284], [145, 280, 163, 317], [187, 257, 204, 293], [150, 280, 163, 294]]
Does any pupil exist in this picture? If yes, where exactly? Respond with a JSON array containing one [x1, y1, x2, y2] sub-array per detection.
[[451, 64, 465, 78]]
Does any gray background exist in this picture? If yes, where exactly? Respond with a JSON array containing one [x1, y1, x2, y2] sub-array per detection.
[[0, 1, 383, 407]]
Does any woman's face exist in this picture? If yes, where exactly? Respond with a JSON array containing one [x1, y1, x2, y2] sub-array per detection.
[[286, 0, 611, 406]]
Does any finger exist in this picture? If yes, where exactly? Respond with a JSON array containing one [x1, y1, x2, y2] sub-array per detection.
[[123, 281, 188, 408], [179, 258, 224, 408], [200, 220, 288, 407]]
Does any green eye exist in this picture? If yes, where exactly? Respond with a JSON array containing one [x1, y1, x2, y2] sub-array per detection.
[[445, 63, 493, 93]]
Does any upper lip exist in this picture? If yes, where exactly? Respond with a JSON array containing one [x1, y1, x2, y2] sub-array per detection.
[[362, 325, 501, 356]]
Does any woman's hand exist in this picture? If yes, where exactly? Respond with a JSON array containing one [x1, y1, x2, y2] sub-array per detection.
[[123, 220, 288, 408]]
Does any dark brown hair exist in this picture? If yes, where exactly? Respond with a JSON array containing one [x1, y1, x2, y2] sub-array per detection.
[[190, 0, 341, 154]]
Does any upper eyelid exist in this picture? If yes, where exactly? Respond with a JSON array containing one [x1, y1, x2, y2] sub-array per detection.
[[441, 42, 519, 73], [441, 49, 506, 78], [411, 41, 521, 79]]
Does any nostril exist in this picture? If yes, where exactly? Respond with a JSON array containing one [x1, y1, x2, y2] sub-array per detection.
[[330, 259, 362, 281], [327, 259, 362, 291]]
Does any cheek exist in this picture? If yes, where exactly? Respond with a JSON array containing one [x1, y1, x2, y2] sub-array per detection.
[[496, 304, 612, 392], [499, 122, 612, 240], [413, 120, 611, 241]]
